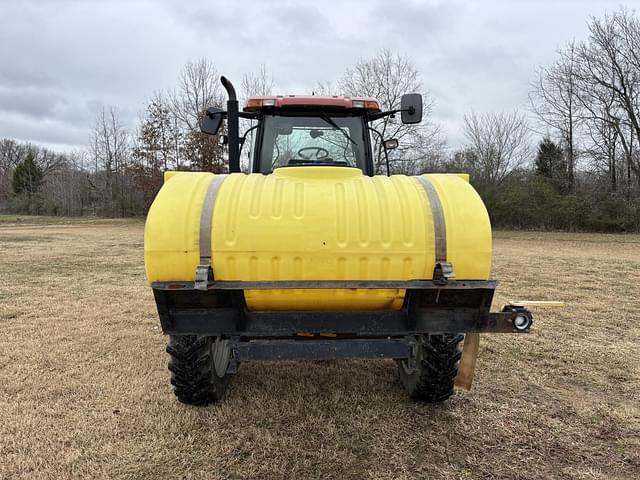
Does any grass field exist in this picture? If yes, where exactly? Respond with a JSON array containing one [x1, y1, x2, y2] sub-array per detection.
[[0, 219, 638, 479]]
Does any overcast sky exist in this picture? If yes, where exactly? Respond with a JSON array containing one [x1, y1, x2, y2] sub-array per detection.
[[0, 0, 633, 152]]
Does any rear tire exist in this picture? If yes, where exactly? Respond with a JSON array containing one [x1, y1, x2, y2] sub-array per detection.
[[166, 335, 232, 406], [398, 334, 464, 402]]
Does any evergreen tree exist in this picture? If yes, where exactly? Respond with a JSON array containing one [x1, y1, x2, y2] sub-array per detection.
[[535, 137, 570, 194], [535, 137, 561, 178], [12, 150, 43, 198]]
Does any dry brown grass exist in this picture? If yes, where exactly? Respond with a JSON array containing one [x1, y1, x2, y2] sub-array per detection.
[[0, 221, 638, 479]]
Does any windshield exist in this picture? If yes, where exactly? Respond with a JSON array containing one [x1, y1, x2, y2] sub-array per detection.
[[257, 114, 367, 173]]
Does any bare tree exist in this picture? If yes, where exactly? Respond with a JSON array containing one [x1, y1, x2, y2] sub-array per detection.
[[40, 151, 93, 216], [90, 106, 131, 215], [169, 59, 225, 172], [241, 64, 274, 100], [338, 49, 443, 174], [462, 111, 531, 189], [529, 42, 580, 190], [129, 92, 181, 210], [239, 65, 275, 171], [170, 59, 223, 132], [583, 112, 620, 190], [136, 92, 180, 170], [573, 9, 640, 190], [313, 80, 339, 96]]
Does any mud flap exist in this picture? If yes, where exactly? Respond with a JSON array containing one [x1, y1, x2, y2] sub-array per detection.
[[455, 332, 480, 390]]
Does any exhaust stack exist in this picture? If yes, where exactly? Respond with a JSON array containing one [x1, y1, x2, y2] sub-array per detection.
[[220, 76, 240, 173]]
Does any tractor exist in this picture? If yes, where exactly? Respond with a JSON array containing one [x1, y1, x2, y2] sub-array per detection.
[[144, 76, 537, 405]]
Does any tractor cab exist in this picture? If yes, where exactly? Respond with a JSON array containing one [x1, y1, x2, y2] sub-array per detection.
[[243, 96, 379, 175], [201, 76, 423, 176]]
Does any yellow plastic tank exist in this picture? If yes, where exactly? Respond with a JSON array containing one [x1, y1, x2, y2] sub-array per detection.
[[144, 166, 492, 311]]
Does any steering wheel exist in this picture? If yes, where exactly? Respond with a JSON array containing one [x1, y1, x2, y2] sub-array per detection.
[[297, 147, 330, 161]]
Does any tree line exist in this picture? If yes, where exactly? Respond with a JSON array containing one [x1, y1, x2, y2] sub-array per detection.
[[1, 7, 639, 231]]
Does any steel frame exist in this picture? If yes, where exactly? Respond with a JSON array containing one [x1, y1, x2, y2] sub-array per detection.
[[151, 279, 532, 363], [152, 280, 530, 335]]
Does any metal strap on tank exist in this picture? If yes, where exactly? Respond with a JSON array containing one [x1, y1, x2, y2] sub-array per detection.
[[195, 174, 228, 290], [415, 175, 455, 283]]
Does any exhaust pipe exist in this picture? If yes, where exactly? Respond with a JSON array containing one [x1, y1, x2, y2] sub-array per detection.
[[221, 76, 240, 173]]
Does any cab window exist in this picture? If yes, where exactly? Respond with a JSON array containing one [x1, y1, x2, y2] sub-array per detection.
[[257, 114, 367, 173]]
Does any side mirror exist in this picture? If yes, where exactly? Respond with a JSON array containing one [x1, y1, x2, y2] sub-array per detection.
[[201, 107, 225, 135], [383, 138, 399, 151], [400, 93, 423, 124]]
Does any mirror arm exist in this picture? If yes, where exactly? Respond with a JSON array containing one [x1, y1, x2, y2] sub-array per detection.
[[238, 124, 260, 161], [368, 108, 416, 122], [203, 111, 258, 121], [368, 126, 391, 176], [367, 109, 400, 121]]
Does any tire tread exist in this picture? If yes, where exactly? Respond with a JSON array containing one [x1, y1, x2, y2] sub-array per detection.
[[400, 333, 464, 402], [166, 335, 224, 406]]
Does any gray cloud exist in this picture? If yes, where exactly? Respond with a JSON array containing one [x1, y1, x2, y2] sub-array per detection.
[[0, 0, 628, 150]]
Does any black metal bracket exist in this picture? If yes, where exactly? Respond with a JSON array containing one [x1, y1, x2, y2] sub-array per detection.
[[433, 262, 455, 285], [194, 265, 212, 291], [150, 278, 532, 337]]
